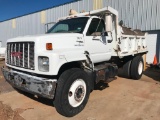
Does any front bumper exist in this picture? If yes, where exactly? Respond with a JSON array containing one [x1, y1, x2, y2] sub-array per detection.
[[1, 67, 57, 99]]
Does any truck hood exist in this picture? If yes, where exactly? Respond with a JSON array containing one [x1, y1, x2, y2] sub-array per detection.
[[7, 33, 83, 42], [7, 33, 85, 52]]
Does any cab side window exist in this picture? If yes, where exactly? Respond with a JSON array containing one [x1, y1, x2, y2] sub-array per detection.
[[86, 18, 105, 36]]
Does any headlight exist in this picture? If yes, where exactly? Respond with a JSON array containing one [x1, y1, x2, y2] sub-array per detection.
[[38, 56, 49, 72]]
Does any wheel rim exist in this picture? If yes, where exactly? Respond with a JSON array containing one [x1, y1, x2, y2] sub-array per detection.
[[138, 61, 143, 75], [68, 79, 86, 107]]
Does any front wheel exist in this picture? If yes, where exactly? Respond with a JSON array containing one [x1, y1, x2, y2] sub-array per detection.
[[54, 68, 90, 117]]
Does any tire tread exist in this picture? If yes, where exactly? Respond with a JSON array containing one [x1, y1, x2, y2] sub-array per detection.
[[54, 68, 90, 117]]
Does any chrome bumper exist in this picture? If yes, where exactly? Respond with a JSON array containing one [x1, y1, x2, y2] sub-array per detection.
[[1, 67, 57, 99]]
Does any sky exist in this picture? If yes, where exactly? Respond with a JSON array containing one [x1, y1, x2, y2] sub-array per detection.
[[0, 0, 76, 22]]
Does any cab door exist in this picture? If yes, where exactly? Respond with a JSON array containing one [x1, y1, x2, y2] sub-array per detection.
[[84, 18, 112, 63]]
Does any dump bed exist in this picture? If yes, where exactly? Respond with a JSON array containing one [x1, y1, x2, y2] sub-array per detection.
[[112, 26, 147, 57]]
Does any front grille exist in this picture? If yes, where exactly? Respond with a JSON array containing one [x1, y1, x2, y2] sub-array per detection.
[[7, 42, 35, 70]]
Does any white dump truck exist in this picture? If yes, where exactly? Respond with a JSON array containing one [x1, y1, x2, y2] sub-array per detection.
[[2, 6, 147, 117]]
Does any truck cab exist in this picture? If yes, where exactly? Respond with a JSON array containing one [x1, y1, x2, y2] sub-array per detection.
[[47, 16, 112, 63]]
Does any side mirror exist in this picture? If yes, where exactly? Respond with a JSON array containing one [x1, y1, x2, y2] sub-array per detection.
[[119, 20, 123, 26], [101, 31, 108, 36]]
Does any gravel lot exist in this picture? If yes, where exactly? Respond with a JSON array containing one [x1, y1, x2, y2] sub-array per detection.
[[0, 60, 160, 120]]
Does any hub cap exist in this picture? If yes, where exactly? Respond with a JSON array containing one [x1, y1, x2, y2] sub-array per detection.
[[68, 79, 86, 107], [138, 61, 143, 75]]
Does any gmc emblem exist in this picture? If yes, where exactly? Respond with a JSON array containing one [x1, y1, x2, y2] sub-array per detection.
[[11, 52, 22, 58]]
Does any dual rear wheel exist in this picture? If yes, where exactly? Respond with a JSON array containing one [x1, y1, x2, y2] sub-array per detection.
[[130, 56, 144, 79], [118, 55, 144, 80]]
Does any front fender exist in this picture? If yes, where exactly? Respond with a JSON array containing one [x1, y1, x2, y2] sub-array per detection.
[[49, 49, 87, 75], [64, 49, 87, 62]]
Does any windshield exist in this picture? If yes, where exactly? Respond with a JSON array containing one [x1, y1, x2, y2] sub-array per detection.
[[47, 17, 89, 33]]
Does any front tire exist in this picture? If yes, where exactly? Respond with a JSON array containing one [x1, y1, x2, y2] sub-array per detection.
[[54, 68, 90, 117], [130, 56, 144, 80]]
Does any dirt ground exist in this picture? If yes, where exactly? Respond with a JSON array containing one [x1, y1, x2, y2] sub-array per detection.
[[0, 60, 160, 120]]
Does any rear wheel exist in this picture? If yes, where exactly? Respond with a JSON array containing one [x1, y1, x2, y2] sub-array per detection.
[[118, 60, 132, 78], [130, 56, 144, 80], [54, 68, 90, 117]]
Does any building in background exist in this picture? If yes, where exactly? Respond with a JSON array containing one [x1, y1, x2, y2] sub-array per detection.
[[0, 0, 159, 62]]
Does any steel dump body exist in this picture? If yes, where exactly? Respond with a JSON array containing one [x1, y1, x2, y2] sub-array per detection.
[[113, 34, 147, 57]]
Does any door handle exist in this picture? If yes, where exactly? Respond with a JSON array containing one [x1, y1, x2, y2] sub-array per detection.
[[92, 38, 100, 41], [92, 36, 100, 41]]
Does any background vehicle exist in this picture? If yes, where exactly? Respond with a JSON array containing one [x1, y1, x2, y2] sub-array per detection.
[[0, 41, 5, 59], [2, 6, 147, 117]]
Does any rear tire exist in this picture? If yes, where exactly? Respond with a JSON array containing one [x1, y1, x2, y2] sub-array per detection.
[[54, 68, 90, 117], [130, 56, 144, 80], [118, 60, 132, 78]]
